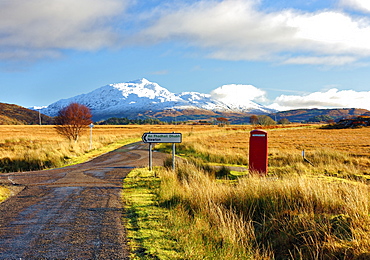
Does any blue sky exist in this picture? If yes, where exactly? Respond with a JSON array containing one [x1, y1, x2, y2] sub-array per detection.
[[1, 0, 370, 111]]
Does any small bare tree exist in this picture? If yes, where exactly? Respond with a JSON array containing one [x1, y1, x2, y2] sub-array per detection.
[[54, 103, 93, 142], [250, 115, 259, 125]]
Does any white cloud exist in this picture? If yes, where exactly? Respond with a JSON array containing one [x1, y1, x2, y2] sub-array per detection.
[[210, 83, 267, 106], [288, 11, 370, 56], [268, 88, 370, 111], [209, 83, 370, 112], [138, 0, 370, 65], [283, 56, 357, 66], [3, 0, 370, 67], [0, 0, 128, 60], [139, 0, 296, 60], [339, 0, 370, 13]]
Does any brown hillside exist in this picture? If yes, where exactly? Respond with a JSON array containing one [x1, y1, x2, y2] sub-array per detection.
[[273, 108, 370, 122], [143, 108, 218, 118], [0, 103, 53, 125], [326, 108, 369, 117], [141, 108, 253, 123]]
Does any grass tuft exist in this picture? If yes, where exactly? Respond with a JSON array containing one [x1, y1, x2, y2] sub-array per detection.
[[0, 185, 11, 203]]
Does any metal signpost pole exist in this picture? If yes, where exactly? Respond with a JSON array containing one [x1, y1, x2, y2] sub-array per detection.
[[142, 132, 182, 171], [172, 143, 176, 171], [38, 109, 42, 125], [149, 143, 153, 171]]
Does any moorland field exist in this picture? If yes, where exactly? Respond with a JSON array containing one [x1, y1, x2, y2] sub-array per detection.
[[0, 124, 215, 172], [1, 124, 370, 259]]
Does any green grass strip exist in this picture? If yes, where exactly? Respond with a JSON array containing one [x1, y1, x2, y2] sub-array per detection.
[[65, 138, 140, 166], [123, 168, 182, 259]]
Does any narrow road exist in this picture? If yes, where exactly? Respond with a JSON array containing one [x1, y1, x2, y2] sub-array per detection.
[[0, 142, 167, 259]]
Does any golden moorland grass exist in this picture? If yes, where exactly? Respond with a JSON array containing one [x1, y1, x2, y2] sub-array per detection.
[[2, 123, 369, 173], [124, 124, 370, 259], [154, 162, 370, 259], [178, 125, 370, 157], [161, 125, 370, 177], [0, 124, 220, 172]]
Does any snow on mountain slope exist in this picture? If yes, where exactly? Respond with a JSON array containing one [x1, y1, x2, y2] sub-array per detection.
[[39, 78, 275, 119]]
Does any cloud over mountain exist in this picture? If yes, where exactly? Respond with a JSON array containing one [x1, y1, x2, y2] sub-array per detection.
[[269, 88, 370, 111], [210, 84, 267, 106]]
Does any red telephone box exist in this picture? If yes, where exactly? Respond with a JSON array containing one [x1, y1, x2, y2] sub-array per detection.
[[249, 129, 268, 175]]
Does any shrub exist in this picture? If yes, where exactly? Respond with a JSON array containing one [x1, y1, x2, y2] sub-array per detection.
[[215, 165, 231, 179]]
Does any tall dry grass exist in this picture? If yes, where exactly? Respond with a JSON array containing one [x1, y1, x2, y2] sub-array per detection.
[[157, 159, 370, 259], [0, 125, 138, 172], [153, 126, 370, 259]]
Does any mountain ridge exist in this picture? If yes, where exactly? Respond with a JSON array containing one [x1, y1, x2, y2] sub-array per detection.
[[38, 78, 275, 121]]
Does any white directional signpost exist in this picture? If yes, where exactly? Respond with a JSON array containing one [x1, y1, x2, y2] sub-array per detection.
[[142, 133, 182, 143], [142, 132, 182, 171]]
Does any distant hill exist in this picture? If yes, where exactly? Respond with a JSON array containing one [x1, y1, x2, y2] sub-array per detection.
[[137, 108, 253, 123], [270, 108, 370, 123], [0, 103, 53, 125], [323, 116, 370, 129], [4, 99, 370, 125]]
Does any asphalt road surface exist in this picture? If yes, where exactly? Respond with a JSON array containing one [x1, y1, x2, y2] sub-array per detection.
[[0, 142, 167, 259]]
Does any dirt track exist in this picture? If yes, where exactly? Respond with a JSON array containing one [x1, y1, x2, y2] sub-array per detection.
[[0, 142, 167, 259]]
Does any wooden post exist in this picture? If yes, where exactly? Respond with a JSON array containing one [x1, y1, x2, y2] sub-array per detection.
[[89, 123, 94, 150]]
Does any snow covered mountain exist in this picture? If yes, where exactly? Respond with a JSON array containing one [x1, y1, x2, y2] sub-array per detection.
[[39, 78, 275, 121]]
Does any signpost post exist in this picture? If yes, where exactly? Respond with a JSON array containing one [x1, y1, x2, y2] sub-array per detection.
[[149, 143, 153, 171], [89, 123, 94, 150], [142, 132, 182, 171]]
